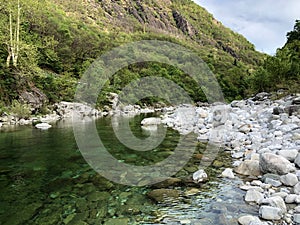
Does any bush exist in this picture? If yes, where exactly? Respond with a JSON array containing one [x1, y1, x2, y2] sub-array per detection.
[[0, 101, 8, 116], [10, 100, 31, 119]]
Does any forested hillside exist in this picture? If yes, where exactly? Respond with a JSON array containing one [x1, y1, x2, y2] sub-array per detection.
[[249, 20, 300, 94], [0, 0, 266, 114]]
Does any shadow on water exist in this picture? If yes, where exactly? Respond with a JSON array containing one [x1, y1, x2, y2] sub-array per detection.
[[0, 115, 258, 225]]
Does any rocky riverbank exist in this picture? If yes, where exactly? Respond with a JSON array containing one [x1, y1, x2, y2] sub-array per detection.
[[159, 93, 300, 225], [0, 98, 157, 130]]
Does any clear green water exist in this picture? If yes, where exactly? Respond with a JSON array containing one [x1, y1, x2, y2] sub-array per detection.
[[0, 115, 258, 225]]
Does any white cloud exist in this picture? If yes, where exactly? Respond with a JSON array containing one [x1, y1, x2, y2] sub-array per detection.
[[193, 0, 300, 54]]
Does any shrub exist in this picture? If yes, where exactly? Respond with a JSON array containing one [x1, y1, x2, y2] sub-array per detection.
[[10, 100, 31, 119]]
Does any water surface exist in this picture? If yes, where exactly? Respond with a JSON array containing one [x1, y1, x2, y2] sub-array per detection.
[[0, 115, 257, 225]]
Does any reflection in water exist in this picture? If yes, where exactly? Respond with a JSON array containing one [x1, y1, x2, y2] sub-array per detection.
[[0, 115, 257, 225]]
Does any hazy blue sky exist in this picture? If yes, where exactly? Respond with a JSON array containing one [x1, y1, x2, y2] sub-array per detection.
[[193, 0, 300, 55]]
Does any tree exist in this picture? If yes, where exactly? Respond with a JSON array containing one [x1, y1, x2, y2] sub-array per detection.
[[286, 20, 300, 44], [6, 0, 21, 67]]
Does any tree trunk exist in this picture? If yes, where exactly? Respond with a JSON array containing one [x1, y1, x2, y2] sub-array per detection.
[[6, 0, 20, 68]]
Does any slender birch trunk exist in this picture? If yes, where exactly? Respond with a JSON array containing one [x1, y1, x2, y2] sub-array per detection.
[[6, 0, 20, 68]]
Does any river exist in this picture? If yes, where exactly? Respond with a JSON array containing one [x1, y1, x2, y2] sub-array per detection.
[[0, 115, 258, 225]]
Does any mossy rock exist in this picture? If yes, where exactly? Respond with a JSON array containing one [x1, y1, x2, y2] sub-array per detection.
[[147, 188, 180, 202]]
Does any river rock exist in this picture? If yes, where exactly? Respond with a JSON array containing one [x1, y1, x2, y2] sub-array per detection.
[[147, 189, 180, 202], [261, 196, 287, 213], [264, 177, 282, 187], [294, 153, 300, 168], [294, 214, 300, 224], [294, 182, 300, 194], [35, 122, 52, 129], [55, 101, 101, 118], [285, 194, 298, 203], [104, 218, 130, 225], [234, 160, 261, 176], [192, 169, 208, 183], [278, 149, 298, 162], [259, 206, 283, 220], [221, 168, 235, 179], [245, 189, 264, 203], [141, 117, 161, 126], [280, 173, 298, 186], [259, 153, 295, 175], [238, 215, 261, 225], [153, 178, 182, 188]]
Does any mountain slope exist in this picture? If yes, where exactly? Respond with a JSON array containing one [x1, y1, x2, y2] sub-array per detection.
[[0, 0, 265, 110]]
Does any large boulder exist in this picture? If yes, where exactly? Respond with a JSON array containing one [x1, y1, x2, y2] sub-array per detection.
[[259, 153, 295, 175], [19, 87, 48, 113], [234, 160, 261, 176]]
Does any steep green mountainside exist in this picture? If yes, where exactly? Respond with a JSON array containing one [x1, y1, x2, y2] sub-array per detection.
[[0, 0, 265, 112]]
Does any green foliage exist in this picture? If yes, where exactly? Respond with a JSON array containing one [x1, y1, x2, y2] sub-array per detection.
[[0, 101, 8, 115], [10, 100, 31, 118], [248, 20, 300, 94], [0, 0, 265, 108], [287, 20, 300, 44]]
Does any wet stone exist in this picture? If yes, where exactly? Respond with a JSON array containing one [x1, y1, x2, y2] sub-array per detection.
[[147, 189, 180, 202], [104, 218, 130, 225], [87, 191, 111, 202]]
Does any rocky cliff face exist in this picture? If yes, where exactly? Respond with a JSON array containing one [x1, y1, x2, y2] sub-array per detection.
[[53, 0, 261, 64]]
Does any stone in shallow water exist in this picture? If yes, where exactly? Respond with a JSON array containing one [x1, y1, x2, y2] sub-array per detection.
[[221, 168, 235, 179], [147, 189, 180, 202], [192, 169, 208, 183], [153, 178, 182, 188], [104, 218, 129, 225], [87, 191, 111, 202]]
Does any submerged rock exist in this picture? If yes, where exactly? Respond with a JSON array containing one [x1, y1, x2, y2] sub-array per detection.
[[147, 189, 180, 202]]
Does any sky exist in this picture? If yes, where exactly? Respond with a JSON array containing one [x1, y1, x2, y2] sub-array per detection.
[[193, 0, 300, 55]]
